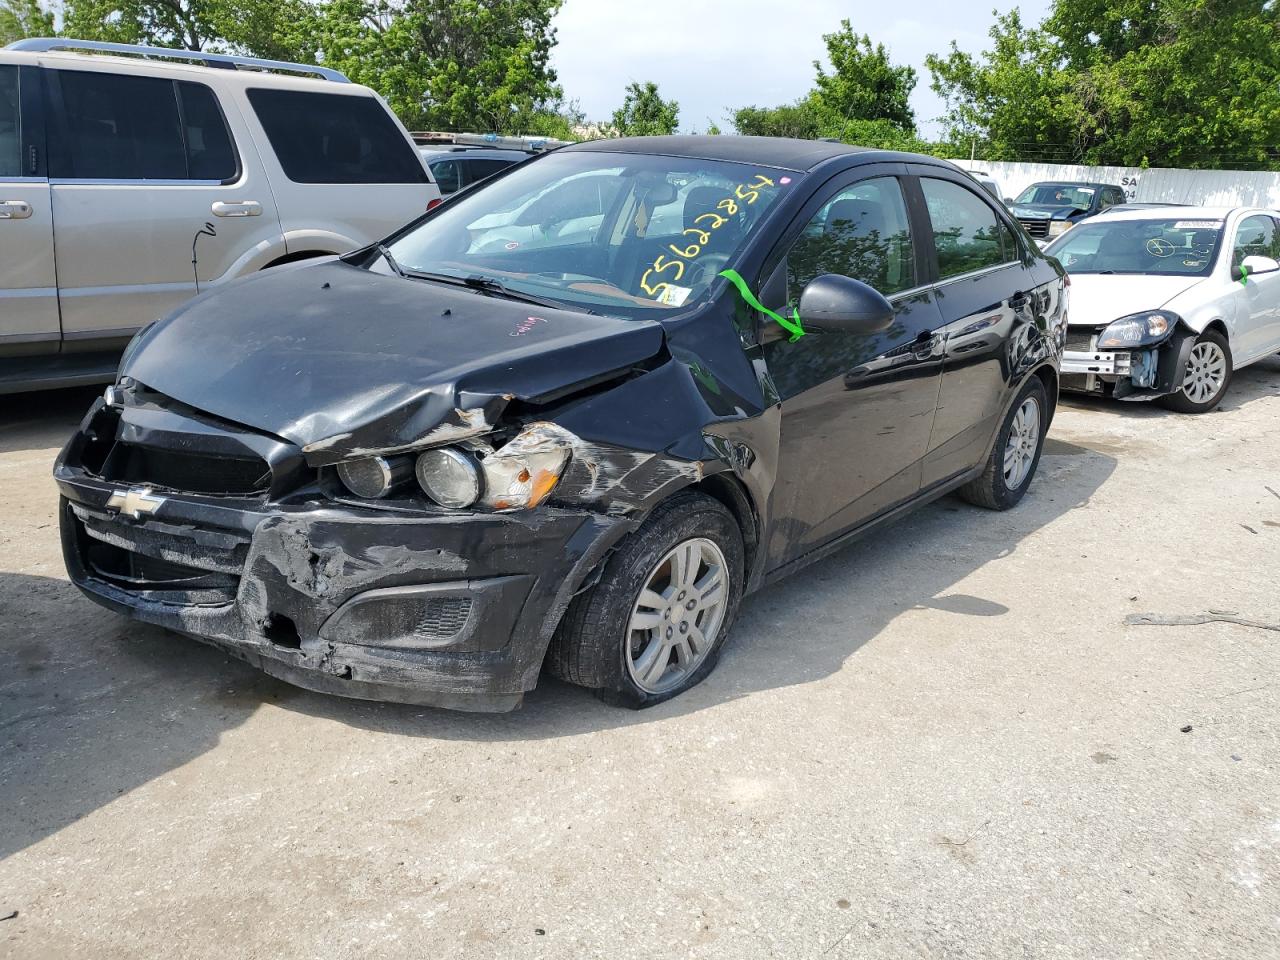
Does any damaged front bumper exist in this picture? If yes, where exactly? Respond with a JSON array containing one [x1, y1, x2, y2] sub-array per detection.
[[1060, 324, 1196, 400], [55, 400, 633, 712]]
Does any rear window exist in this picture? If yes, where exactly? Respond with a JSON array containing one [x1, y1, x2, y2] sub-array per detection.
[[247, 89, 427, 184], [50, 71, 237, 181]]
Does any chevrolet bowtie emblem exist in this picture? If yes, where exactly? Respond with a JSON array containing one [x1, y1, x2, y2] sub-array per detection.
[[105, 486, 166, 519]]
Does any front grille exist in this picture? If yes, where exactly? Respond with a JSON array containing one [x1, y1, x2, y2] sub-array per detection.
[[71, 502, 248, 603], [106, 442, 271, 496], [1017, 217, 1049, 238], [413, 597, 473, 641], [1065, 329, 1096, 352]]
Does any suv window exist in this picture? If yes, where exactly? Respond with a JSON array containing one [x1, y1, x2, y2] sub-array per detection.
[[785, 176, 916, 298], [1232, 214, 1280, 266], [430, 157, 462, 194], [247, 89, 427, 184], [464, 157, 514, 184], [921, 178, 1010, 279], [0, 66, 19, 178], [49, 71, 236, 181]]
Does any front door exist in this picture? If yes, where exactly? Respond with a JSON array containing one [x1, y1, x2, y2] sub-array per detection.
[[1229, 213, 1280, 361], [759, 171, 945, 570], [0, 65, 59, 353], [45, 66, 282, 345]]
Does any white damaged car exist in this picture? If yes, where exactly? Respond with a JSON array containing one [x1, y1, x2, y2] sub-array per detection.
[[1046, 206, 1280, 412]]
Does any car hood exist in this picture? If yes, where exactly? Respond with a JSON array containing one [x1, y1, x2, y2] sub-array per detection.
[[1011, 203, 1086, 220], [122, 259, 667, 463], [1062, 273, 1205, 328]]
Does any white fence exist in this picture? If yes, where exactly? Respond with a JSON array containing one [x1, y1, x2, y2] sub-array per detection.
[[950, 159, 1280, 209]]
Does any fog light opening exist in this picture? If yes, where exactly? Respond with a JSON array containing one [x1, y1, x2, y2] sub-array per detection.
[[263, 613, 301, 649]]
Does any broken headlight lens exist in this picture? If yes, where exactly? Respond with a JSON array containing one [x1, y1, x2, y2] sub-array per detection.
[[1096, 310, 1177, 349], [477, 423, 574, 511], [337, 456, 413, 499], [415, 447, 481, 508]]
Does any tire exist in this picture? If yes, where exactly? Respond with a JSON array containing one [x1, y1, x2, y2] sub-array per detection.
[[1158, 329, 1232, 413], [548, 491, 745, 709], [958, 376, 1048, 511]]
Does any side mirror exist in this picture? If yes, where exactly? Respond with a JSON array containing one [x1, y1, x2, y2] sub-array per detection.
[[797, 274, 895, 335], [1004, 197, 1014, 205], [1234, 255, 1280, 281]]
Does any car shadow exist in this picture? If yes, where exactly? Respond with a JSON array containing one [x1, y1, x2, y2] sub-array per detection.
[[3, 406, 1117, 858]]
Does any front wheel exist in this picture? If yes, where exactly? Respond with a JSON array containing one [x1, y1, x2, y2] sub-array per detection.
[[547, 492, 744, 708], [1159, 329, 1232, 413], [958, 376, 1048, 511]]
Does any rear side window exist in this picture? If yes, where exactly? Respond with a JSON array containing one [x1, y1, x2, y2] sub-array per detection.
[[430, 157, 462, 194], [247, 89, 427, 184], [0, 66, 19, 178], [49, 71, 236, 181], [464, 157, 514, 184], [921, 178, 1009, 279]]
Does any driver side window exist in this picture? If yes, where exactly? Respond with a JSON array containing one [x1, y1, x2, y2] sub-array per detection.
[[1232, 215, 1280, 267], [784, 176, 915, 305]]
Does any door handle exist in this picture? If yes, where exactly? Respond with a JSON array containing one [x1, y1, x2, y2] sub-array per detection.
[[212, 200, 262, 218], [0, 200, 33, 220]]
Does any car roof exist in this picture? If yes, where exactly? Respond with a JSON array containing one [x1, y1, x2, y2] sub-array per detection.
[[421, 148, 529, 161], [1085, 205, 1255, 221], [0, 46, 361, 93], [1026, 181, 1116, 188], [565, 135, 914, 172]]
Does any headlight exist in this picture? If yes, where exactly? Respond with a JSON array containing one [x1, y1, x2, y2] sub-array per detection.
[[337, 456, 413, 499], [1047, 219, 1072, 238], [478, 422, 575, 510], [415, 447, 481, 508], [1096, 310, 1178, 349]]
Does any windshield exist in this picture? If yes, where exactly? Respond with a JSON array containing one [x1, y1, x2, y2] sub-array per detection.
[[380, 151, 795, 319], [1048, 217, 1224, 276], [1015, 183, 1096, 208]]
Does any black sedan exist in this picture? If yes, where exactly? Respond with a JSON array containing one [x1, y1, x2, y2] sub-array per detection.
[[55, 137, 1066, 711]]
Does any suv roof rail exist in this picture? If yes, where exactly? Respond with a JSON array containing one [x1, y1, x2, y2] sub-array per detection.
[[410, 130, 571, 153], [5, 38, 351, 83]]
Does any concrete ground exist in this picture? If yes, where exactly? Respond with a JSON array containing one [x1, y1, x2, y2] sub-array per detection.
[[2, 362, 1279, 960]]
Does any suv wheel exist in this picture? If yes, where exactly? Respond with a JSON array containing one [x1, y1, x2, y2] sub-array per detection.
[[959, 376, 1048, 511], [1159, 329, 1232, 413], [549, 492, 744, 708]]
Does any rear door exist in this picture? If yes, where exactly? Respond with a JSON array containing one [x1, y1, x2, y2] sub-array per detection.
[[1229, 213, 1280, 360], [46, 66, 282, 345], [759, 167, 946, 569], [914, 172, 1045, 487], [0, 64, 59, 354]]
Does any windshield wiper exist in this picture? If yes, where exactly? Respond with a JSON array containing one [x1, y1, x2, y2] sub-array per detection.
[[375, 242, 408, 279], [460, 274, 570, 312]]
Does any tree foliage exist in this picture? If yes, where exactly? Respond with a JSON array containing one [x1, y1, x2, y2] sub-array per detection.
[[0, 0, 53, 45], [813, 19, 916, 128], [927, 0, 1280, 169], [610, 81, 679, 136], [730, 20, 921, 150]]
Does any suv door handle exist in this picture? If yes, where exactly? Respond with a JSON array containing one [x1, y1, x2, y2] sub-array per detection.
[[0, 200, 33, 220], [212, 200, 262, 218]]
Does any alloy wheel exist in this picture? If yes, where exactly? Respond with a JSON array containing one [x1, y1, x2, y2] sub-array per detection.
[[626, 538, 729, 694], [1003, 396, 1041, 491], [1181, 340, 1228, 405]]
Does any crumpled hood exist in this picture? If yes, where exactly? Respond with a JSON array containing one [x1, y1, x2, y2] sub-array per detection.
[[122, 260, 666, 462], [1063, 274, 1205, 328], [1012, 202, 1085, 221]]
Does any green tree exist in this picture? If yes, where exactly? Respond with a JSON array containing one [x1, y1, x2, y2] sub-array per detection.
[[813, 19, 916, 128], [0, 0, 53, 45], [611, 81, 679, 136], [927, 1, 1280, 169], [60, 0, 316, 57]]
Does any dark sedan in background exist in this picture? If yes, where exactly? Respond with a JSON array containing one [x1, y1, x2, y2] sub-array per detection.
[[1011, 180, 1128, 242], [55, 137, 1066, 712]]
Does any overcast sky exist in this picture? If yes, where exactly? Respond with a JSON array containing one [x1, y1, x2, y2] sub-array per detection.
[[551, 1, 1053, 136]]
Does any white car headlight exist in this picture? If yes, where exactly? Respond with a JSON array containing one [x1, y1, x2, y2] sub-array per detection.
[[337, 456, 413, 499], [1047, 219, 1073, 238], [1096, 311, 1177, 349]]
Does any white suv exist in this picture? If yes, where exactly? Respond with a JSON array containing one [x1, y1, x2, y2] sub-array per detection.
[[0, 39, 441, 393]]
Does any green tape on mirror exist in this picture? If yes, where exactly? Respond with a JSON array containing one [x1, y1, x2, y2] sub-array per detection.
[[719, 269, 806, 341]]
